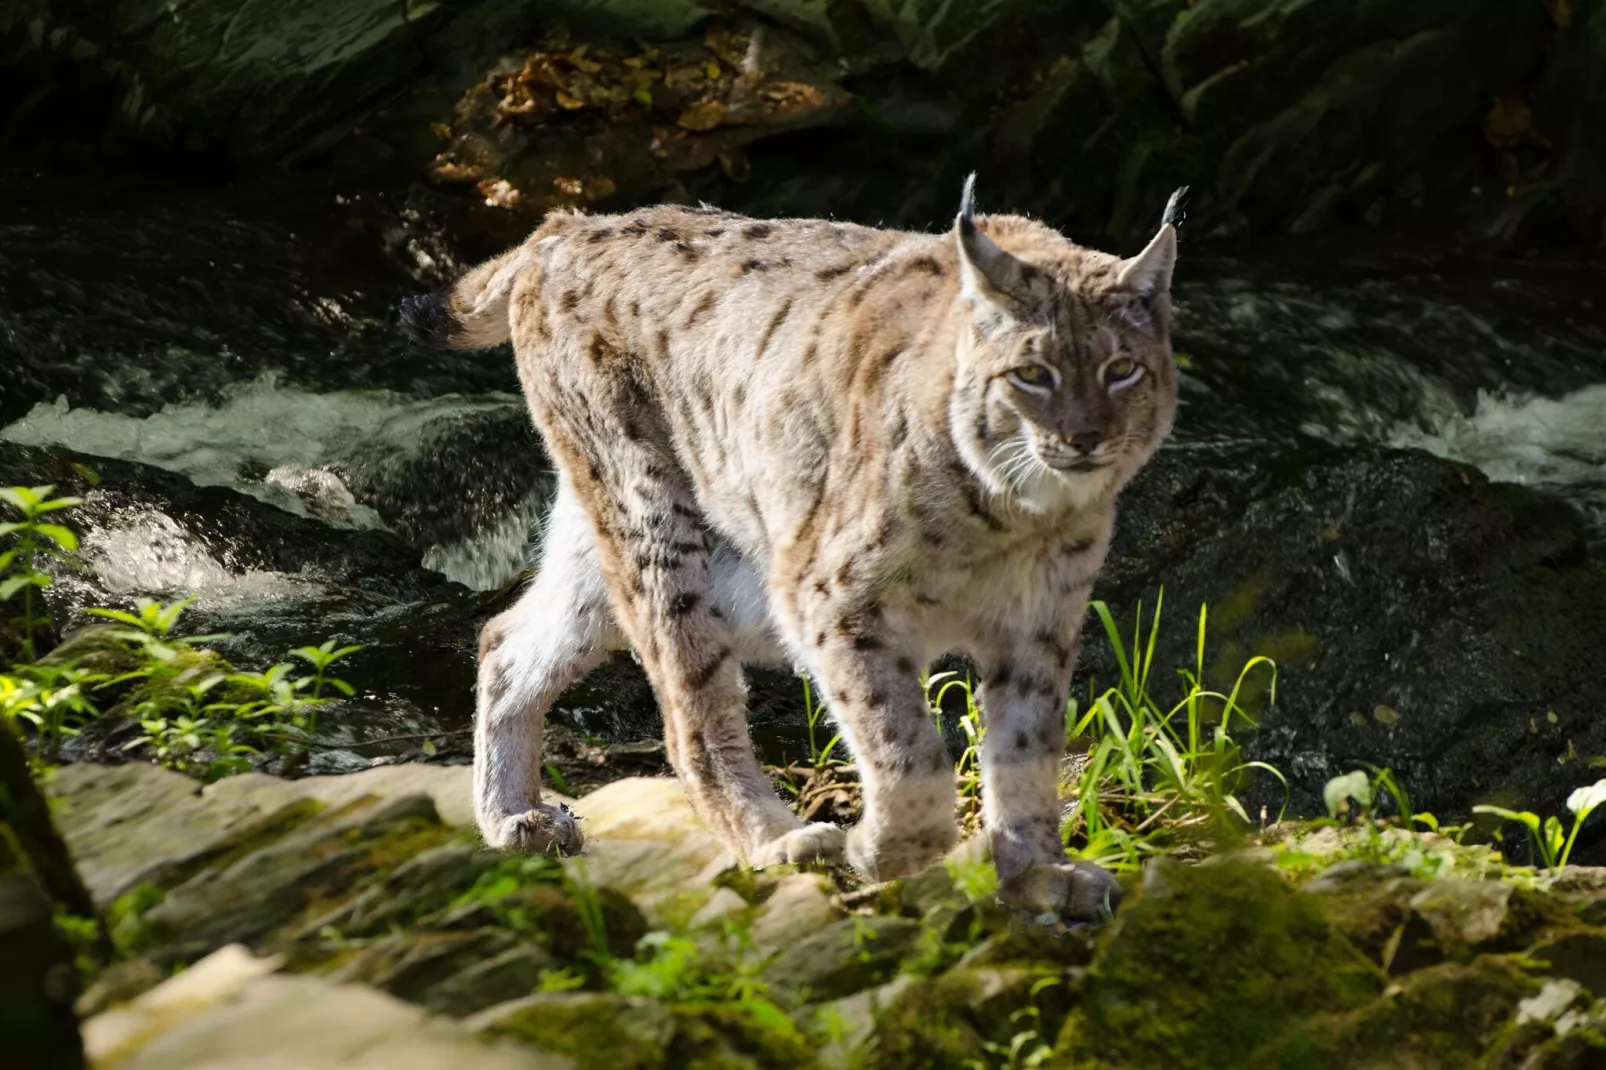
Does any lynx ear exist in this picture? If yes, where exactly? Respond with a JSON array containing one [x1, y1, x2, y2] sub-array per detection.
[[1116, 186, 1187, 297], [954, 173, 1031, 307], [1116, 224, 1176, 297]]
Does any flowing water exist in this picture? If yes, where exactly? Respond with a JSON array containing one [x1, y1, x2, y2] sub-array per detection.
[[4, 182, 1604, 771]]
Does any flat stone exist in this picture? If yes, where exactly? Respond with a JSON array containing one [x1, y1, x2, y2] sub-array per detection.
[[1408, 879, 1515, 950], [48, 762, 484, 904], [563, 776, 734, 922], [84, 944, 570, 1070], [749, 872, 841, 959]]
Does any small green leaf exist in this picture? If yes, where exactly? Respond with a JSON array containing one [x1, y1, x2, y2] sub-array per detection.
[[32, 523, 78, 551]]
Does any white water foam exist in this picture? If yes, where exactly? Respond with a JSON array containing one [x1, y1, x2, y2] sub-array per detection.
[[1, 374, 538, 589], [1389, 384, 1606, 536]]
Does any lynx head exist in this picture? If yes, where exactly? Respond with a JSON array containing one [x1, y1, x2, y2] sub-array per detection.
[[948, 176, 1182, 514]]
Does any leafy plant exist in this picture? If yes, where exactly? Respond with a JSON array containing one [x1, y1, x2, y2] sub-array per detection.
[[1, 487, 362, 781], [1, 485, 83, 661], [1474, 778, 1606, 870]]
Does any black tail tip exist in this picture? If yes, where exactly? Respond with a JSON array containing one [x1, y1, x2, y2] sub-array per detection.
[[397, 291, 458, 350]]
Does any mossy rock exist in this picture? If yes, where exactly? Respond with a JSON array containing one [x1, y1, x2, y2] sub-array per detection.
[[496, 883, 650, 962], [869, 964, 1072, 1070], [476, 992, 677, 1069], [762, 915, 923, 1003], [1255, 955, 1544, 1068], [1053, 857, 1385, 1068]]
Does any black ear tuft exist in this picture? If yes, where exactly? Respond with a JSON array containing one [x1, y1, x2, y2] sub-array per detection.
[[397, 291, 459, 350], [957, 172, 978, 234], [1161, 186, 1190, 233]]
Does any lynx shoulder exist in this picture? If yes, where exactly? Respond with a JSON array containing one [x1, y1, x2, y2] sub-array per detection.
[[401, 179, 1185, 921]]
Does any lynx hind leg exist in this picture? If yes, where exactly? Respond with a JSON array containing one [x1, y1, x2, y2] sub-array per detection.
[[543, 440, 834, 866], [474, 481, 622, 854]]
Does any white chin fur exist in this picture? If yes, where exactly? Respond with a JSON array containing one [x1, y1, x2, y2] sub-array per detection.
[[1016, 465, 1115, 514]]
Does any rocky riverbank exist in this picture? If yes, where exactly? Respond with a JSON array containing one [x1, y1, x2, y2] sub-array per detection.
[[32, 762, 1606, 1069]]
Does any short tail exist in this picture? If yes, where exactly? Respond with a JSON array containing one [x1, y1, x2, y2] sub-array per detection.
[[398, 242, 534, 350]]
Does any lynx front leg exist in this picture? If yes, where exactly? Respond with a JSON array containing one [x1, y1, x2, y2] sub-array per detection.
[[475, 481, 622, 853], [780, 595, 957, 879], [975, 615, 1122, 922]]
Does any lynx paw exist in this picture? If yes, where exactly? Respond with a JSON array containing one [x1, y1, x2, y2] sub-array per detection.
[[845, 821, 956, 881], [752, 822, 846, 867], [485, 804, 584, 856], [999, 861, 1123, 924]]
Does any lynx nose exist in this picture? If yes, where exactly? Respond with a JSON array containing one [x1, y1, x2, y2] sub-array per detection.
[[1068, 430, 1104, 455]]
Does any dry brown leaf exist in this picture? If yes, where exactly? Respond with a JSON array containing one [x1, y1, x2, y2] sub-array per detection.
[[555, 89, 586, 110], [429, 159, 484, 184], [677, 98, 727, 131], [552, 175, 584, 196]]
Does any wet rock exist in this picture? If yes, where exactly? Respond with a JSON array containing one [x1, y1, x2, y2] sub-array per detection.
[[1091, 444, 1606, 827]]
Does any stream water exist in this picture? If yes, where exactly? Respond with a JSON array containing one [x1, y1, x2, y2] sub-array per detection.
[[4, 179, 1604, 778]]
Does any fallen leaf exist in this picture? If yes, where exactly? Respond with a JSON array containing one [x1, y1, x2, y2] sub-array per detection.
[[556, 89, 586, 110], [677, 98, 727, 131], [552, 175, 584, 196]]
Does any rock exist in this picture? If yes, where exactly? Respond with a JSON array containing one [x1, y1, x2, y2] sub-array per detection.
[[0, 864, 87, 1070], [472, 990, 817, 1070], [82, 944, 571, 1070], [46, 762, 476, 904], [562, 776, 735, 923], [471, 992, 677, 1070], [1251, 955, 1546, 1069], [1090, 444, 1606, 825], [1527, 931, 1606, 997], [748, 872, 841, 959], [811, 976, 916, 1070], [761, 915, 923, 1003], [419, 945, 564, 1018], [869, 964, 1071, 1069], [1407, 879, 1516, 951], [135, 793, 454, 964], [1054, 857, 1384, 1067]]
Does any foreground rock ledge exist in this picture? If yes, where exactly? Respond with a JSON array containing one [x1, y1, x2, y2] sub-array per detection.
[[45, 763, 1606, 1068]]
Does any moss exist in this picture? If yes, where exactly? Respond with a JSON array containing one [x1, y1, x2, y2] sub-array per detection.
[[1310, 874, 1429, 969], [1257, 955, 1542, 1068], [1053, 858, 1384, 1069], [669, 1003, 815, 1068], [872, 965, 1070, 1070], [485, 993, 675, 1069]]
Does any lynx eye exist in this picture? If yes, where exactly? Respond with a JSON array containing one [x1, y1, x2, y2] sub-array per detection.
[[1104, 356, 1142, 388], [1009, 364, 1056, 391]]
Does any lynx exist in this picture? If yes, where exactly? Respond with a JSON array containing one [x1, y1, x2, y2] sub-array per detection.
[[401, 177, 1184, 920]]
